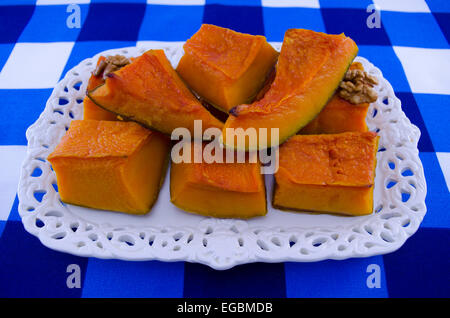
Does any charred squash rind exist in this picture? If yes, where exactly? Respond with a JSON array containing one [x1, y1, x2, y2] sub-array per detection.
[[48, 120, 171, 215], [273, 132, 379, 216], [176, 24, 279, 113], [170, 142, 267, 219], [87, 49, 223, 136], [222, 29, 358, 151]]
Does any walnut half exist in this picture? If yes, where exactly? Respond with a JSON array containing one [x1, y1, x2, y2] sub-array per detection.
[[338, 67, 378, 104], [93, 55, 131, 79]]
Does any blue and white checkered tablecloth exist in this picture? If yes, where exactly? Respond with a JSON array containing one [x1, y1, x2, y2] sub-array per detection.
[[0, 0, 449, 298]]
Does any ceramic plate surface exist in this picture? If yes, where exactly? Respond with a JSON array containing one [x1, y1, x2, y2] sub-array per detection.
[[18, 42, 427, 270]]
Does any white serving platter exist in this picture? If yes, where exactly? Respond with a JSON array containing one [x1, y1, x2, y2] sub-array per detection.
[[17, 42, 427, 270]]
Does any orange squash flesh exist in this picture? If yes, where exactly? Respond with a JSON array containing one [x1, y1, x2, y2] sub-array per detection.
[[176, 24, 278, 113], [299, 94, 369, 134], [222, 29, 358, 150], [48, 120, 170, 214], [273, 132, 379, 216], [299, 62, 370, 134], [87, 49, 223, 136], [83, 56, 118, 121], [170, 142, 266, 218], [83, 97, 118, 121]]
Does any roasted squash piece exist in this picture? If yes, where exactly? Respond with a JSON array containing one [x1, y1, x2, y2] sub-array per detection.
[[87, 49, 223, 136], [84, 97, 118, 121], [222, 29, 358, 150], [48, 120, 170, 214], [83, 56, 119, 121], [299, 94, 369, 134], [176, 24, 278, 113], [273, 132, 379, 216], [170, 142, 266, 218]]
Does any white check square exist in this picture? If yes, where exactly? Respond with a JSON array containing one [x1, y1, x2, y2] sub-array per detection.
[[436, 152, 450, 193], [393, 46, 450, 95], [0, 146, 27, 221], [262, 0, 319, 8], [0, 42, 74, 89], [373, 0, 430, 12]]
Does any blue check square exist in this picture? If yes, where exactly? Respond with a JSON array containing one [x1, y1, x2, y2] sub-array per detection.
[[6, 195, 20, 222], [0, 5, 35, 44], [1, 0, 36, 4], [206, 0, 261, 5], [82, 259, 184, 297], [0, 221, 88, 297], [381, 12, 448, 48], [19, 4, 89, 43], [383, 228, 450, 297], [139, 4, 204, 41], [321, 8, 391, 46], [285, 256, 388, 297], [395, 92, 435, 153], [0, 221, 5, 239], [263, 7, 326, 42], [91, 0, 146, 2], [318, 0, 374, 9], [426, 0, 450, 13], [77, 3, 146, 42], [0, 44, 15, 72], [0, 89, 52, 145], [413, 93, 450, 153], [417, 152, 450, 228], [432, 12, 450, 44], [184, 262, 286, 297], [203, 4, 265, 36]]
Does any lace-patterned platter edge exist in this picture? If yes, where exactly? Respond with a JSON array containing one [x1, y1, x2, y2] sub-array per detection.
[[17, 43, 427, 270]]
